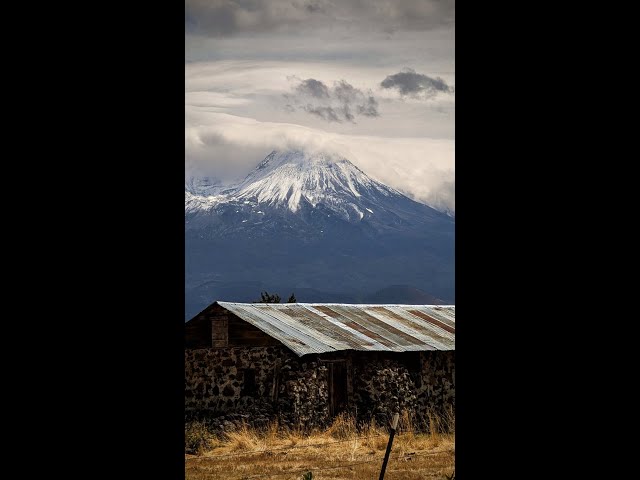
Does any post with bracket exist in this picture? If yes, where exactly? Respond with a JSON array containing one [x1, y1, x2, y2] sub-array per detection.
[[378, 412, 399, 480]]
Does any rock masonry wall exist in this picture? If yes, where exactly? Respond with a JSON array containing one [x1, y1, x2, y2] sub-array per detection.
[[185, 347, 454, 432], [352, 351, 455, 427], [185, 346, 330, 429]]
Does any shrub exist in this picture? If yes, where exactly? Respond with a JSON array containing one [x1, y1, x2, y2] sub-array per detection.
[[185, 420, 211, 455]]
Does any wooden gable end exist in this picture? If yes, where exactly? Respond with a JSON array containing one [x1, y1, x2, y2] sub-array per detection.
[[185, 303, 282, 349]]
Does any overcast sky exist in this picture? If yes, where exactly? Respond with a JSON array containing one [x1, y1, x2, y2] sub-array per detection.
[[185, 0, 455, 214]]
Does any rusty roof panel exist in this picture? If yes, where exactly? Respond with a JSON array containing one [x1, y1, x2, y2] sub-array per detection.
[[313, 305, 402, 350], [416, 308, 456, 331], [215, 302, 455, 357], [363, 308, 438, 350], [328, 305, 425, 349], [436, 306, 456, 321], [251, 305, 346, 352], [377, 307, 454, 349], [407, 310, 455, 335], [279, 305, 369, 351], [304, 305, 388, 351], [219, 304, 321, 356], [390, 307, 454, 342]]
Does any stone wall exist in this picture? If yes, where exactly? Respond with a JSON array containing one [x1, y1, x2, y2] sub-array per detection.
[[185, 346, 330, 429], [186, 346, 291, 411], [185, 347, 454, 431], [350, 351, 454, 426], [277, 359, 330, 428], [418, 351, 455, 412]]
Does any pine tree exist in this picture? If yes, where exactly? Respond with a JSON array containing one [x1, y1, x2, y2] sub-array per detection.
[[257, 291, 281, 303], [253, 291, 297, 303]]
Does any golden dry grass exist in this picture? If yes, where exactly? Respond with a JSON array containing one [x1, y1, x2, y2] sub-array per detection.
[[185, 411, 454, 479]]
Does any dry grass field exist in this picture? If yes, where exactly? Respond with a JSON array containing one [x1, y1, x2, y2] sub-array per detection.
[[186, 411, 455, 479]]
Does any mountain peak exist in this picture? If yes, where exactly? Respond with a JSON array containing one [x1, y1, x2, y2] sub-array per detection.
[[234, 149, 387, 213], [184, 149, 449, 228], [255, 149, 347, 172], [185, 149, 455, 320], [185, 175, 222, 196]]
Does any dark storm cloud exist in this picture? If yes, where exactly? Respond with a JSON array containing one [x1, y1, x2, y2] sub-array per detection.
[[381, 68, 453, 98], [304, 105, 340, 122], [296, 78, 330, 98], [286, 78, 379, 123], [333, 80, 360, 103], [185, 0, 455, 36], [357, 96, 379, 117]]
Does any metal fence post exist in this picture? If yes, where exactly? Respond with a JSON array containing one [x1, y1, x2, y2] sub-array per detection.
[[378, 413, 399, 480]]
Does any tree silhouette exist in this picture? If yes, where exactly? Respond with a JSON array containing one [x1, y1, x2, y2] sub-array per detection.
[[254, 291, 297, 303], [257, 291, 280, 303]]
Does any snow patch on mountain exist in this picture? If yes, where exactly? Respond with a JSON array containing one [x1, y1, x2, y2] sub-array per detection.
[[185, 175, 224, 196], [186, 150, 404, 216]]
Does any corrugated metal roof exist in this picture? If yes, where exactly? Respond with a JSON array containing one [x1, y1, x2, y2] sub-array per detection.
[[217, 302, 455, 357]]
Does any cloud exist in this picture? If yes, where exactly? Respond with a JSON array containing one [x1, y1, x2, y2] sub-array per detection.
[[357, 96, 379, 117], [381, 68, 453, 98], [185, 112, 455, 213], [285, 78, 379, 123], [185, 0, 455, 36], [296, 78, 330, 98], [304, 105, 340, 122], [424, 178, 455, 216], [185, 60, 454, 138], [333, 80, 360, 104], [185, 59, 455, 214]]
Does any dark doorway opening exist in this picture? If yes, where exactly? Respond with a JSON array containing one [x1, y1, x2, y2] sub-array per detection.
[[328, 361, 348, 416], [242, 369, 256, 395]]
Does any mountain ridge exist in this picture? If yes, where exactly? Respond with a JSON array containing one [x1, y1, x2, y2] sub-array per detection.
[[185, 149, 455, 319]]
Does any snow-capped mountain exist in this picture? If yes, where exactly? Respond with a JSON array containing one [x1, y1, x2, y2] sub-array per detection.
[[185, 175, 223, 196], [186, 150, 445, 231], [186, 150, 399, 218], [232, 150, 400, 215], [185, 150, 455, 319]]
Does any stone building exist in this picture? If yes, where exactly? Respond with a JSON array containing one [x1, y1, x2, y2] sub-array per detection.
[[185, 301, 454, 429]]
